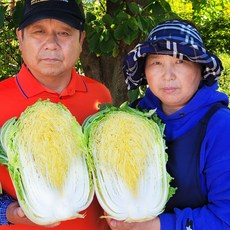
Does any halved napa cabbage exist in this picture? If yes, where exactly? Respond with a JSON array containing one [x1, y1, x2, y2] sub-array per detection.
[[83, 105, 175, 222], [0, 100, 94, 225]]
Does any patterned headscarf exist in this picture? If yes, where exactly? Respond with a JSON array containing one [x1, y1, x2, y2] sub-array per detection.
[[123, 20, 223, 90]]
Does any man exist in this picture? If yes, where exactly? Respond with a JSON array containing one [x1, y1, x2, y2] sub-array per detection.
[[0, 0, 112, 229]]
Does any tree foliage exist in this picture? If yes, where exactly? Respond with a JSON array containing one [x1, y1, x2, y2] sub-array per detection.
[[84, 0, 177, 56]]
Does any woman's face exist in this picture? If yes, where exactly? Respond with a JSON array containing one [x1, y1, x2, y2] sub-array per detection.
[[145, 54, 202, 115]]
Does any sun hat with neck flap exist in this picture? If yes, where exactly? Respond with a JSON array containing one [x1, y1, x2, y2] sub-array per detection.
[[18, 0, 85, 31], [123, 19, 223, 90]]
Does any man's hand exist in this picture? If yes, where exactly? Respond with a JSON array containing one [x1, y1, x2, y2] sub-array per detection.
[[6, 201, 60, 228]]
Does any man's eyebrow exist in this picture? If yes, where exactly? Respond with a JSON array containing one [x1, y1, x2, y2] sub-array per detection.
[[27, 23, 44, 29], [58, 26, 74, 32]]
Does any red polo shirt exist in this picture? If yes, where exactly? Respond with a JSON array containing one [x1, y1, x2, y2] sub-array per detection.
[[0, 64, 112, 230]]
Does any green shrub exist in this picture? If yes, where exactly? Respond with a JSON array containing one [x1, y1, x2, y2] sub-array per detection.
[[218, 53, 230, 98]]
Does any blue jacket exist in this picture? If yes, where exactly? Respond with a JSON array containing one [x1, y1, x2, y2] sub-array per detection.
[[138, 83, 230, 230]]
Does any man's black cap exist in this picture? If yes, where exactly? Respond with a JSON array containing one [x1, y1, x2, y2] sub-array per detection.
[[19, 0, 85, 31]]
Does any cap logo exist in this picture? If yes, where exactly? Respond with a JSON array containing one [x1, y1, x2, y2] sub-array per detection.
[[31, 0, 68, 5]]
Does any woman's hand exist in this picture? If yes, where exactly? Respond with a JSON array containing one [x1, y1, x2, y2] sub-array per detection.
[[6, 201, 60, 228], [105, 215, 160, 230]]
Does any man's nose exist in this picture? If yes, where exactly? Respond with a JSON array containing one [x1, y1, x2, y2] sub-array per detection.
[[44, 34, 59, 50]]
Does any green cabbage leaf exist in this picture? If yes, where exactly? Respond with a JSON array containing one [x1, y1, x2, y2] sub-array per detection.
[[83, 104, 176, 222], [0, 100, 94, 225]]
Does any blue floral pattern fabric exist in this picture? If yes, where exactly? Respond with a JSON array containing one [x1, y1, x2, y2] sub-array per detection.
[[0, 194, 15, 225]]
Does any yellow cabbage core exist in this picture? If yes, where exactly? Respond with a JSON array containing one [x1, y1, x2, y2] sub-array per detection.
[[92, 111, 156, 196], [15, 102, 82, 190]]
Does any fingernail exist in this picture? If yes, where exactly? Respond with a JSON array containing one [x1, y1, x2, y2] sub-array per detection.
[[17, 208, 25, 218]]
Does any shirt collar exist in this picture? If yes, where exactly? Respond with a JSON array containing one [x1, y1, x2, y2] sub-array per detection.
[[16, 64, 87, 98]]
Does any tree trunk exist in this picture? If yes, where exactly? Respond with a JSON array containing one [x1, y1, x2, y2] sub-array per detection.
[[80, 41, 129, 107]]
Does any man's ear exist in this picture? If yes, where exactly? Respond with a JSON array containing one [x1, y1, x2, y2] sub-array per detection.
[[16, 28, 23, 51], [80, 31, 86, 46]]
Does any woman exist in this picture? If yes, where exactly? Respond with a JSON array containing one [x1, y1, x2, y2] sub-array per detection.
[[106, 20, 230, 230]]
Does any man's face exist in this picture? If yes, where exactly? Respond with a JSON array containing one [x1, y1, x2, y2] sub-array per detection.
[[17, 19, 85, 82]]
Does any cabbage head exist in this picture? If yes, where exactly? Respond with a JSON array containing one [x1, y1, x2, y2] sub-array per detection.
[[0, 100, 94, 225], [83, 105, 175, 222]]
